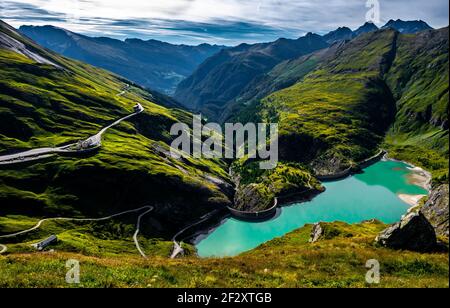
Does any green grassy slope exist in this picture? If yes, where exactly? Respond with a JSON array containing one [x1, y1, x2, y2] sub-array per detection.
[[243, 28, 448, 180], [228, 40, 349, 124], [174, 33, 328, 121], [0, 20, 232, 239], [231, 28, 448, 211], [0, 213, 196, 258], [232, 161, 323, 211], [1, 221, 447, 288], [223, 47, 326, 124], [259, 30, 399, 175], [384, 27, 449, 183]]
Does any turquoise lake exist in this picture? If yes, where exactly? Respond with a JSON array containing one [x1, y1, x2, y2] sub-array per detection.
[[195, 160, 428, 258]]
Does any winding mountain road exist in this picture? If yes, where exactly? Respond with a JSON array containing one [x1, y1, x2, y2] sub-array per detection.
[[0, 104, 144, 165], [116, 84, 130, 97], [0, 89, 152, 256], [170, 209, 219, 259], [0, 205, 153, 257], [133, 206, 154, 258]]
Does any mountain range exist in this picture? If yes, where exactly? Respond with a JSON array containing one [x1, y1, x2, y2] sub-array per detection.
[[175, 32, 329, 120], [4, 18, 446, 213], [323, 19, 433, 43], [0, 17, 448, 287], [1, 17, 446, 228], [19, 25, 224, 95], [18, 19, 432, 104], [174, 20, 435, 121], [382, 19, 433, 33]]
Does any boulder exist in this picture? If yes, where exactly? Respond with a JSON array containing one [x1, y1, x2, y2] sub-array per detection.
[[309, 223, 324, 243], [376, 212, 437, 252], [421, 184, 449, 238]]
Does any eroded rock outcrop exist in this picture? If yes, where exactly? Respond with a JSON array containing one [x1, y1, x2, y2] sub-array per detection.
[[233, 184, 274, 212], [376, 212, 437, 252], [309, 223, 324, 243], [421, 184, 449, 238]]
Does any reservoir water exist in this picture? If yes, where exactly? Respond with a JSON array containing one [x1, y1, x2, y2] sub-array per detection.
[[195, 160, 428, 257]]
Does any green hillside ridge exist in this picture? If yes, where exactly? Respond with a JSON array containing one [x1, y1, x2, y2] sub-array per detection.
[[224, 48, 324, 124], [384, 28, 449, 183], [259, 30, 398, 175], [174, 33, 329, 121], [0, 213, 196, 258], [0, 20, 232, 240], [0, 221, 448, 288], [230, 28, 448, 212], [229, 40, 348, 124], [232, 161, 323, 211]]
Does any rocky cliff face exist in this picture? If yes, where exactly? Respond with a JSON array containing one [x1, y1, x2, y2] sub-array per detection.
[[375, 183, 448, 252], [233, 183, 274, 212], [421, 185, 449, 238], [309, 223, 324, 243]]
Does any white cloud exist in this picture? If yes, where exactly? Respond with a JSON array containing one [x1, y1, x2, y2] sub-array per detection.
[[1, 0, 448, 44]]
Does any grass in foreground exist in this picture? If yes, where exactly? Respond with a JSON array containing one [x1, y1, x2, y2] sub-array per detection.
[[0, 221, 448, 288]]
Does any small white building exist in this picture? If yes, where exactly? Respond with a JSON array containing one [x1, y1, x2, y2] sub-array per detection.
[[32, 235, 58, 251], [134, 103, 144, 113]]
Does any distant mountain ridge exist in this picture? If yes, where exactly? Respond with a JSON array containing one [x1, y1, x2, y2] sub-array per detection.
[[174, 32, 329, 119], [321, 19, 433, 43], [19, 25, 224, 95], [382, 19, 433, 34], [321, 23, 379, 44], [322, 26, 354, 44], [354, 22, 380, 36], [17, 19, 435, 114], [174, 19, 435, 120]]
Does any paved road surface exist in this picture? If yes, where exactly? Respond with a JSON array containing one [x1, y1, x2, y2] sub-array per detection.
[[0, 106, 144, 165], [170, 210, 219, 259], [116, 84, 130, 97], [133, 206, 154, 258], [0, 96, 152, 256]]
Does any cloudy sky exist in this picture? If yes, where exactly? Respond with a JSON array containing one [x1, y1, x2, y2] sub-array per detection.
[[0, 0, 448, 45]]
